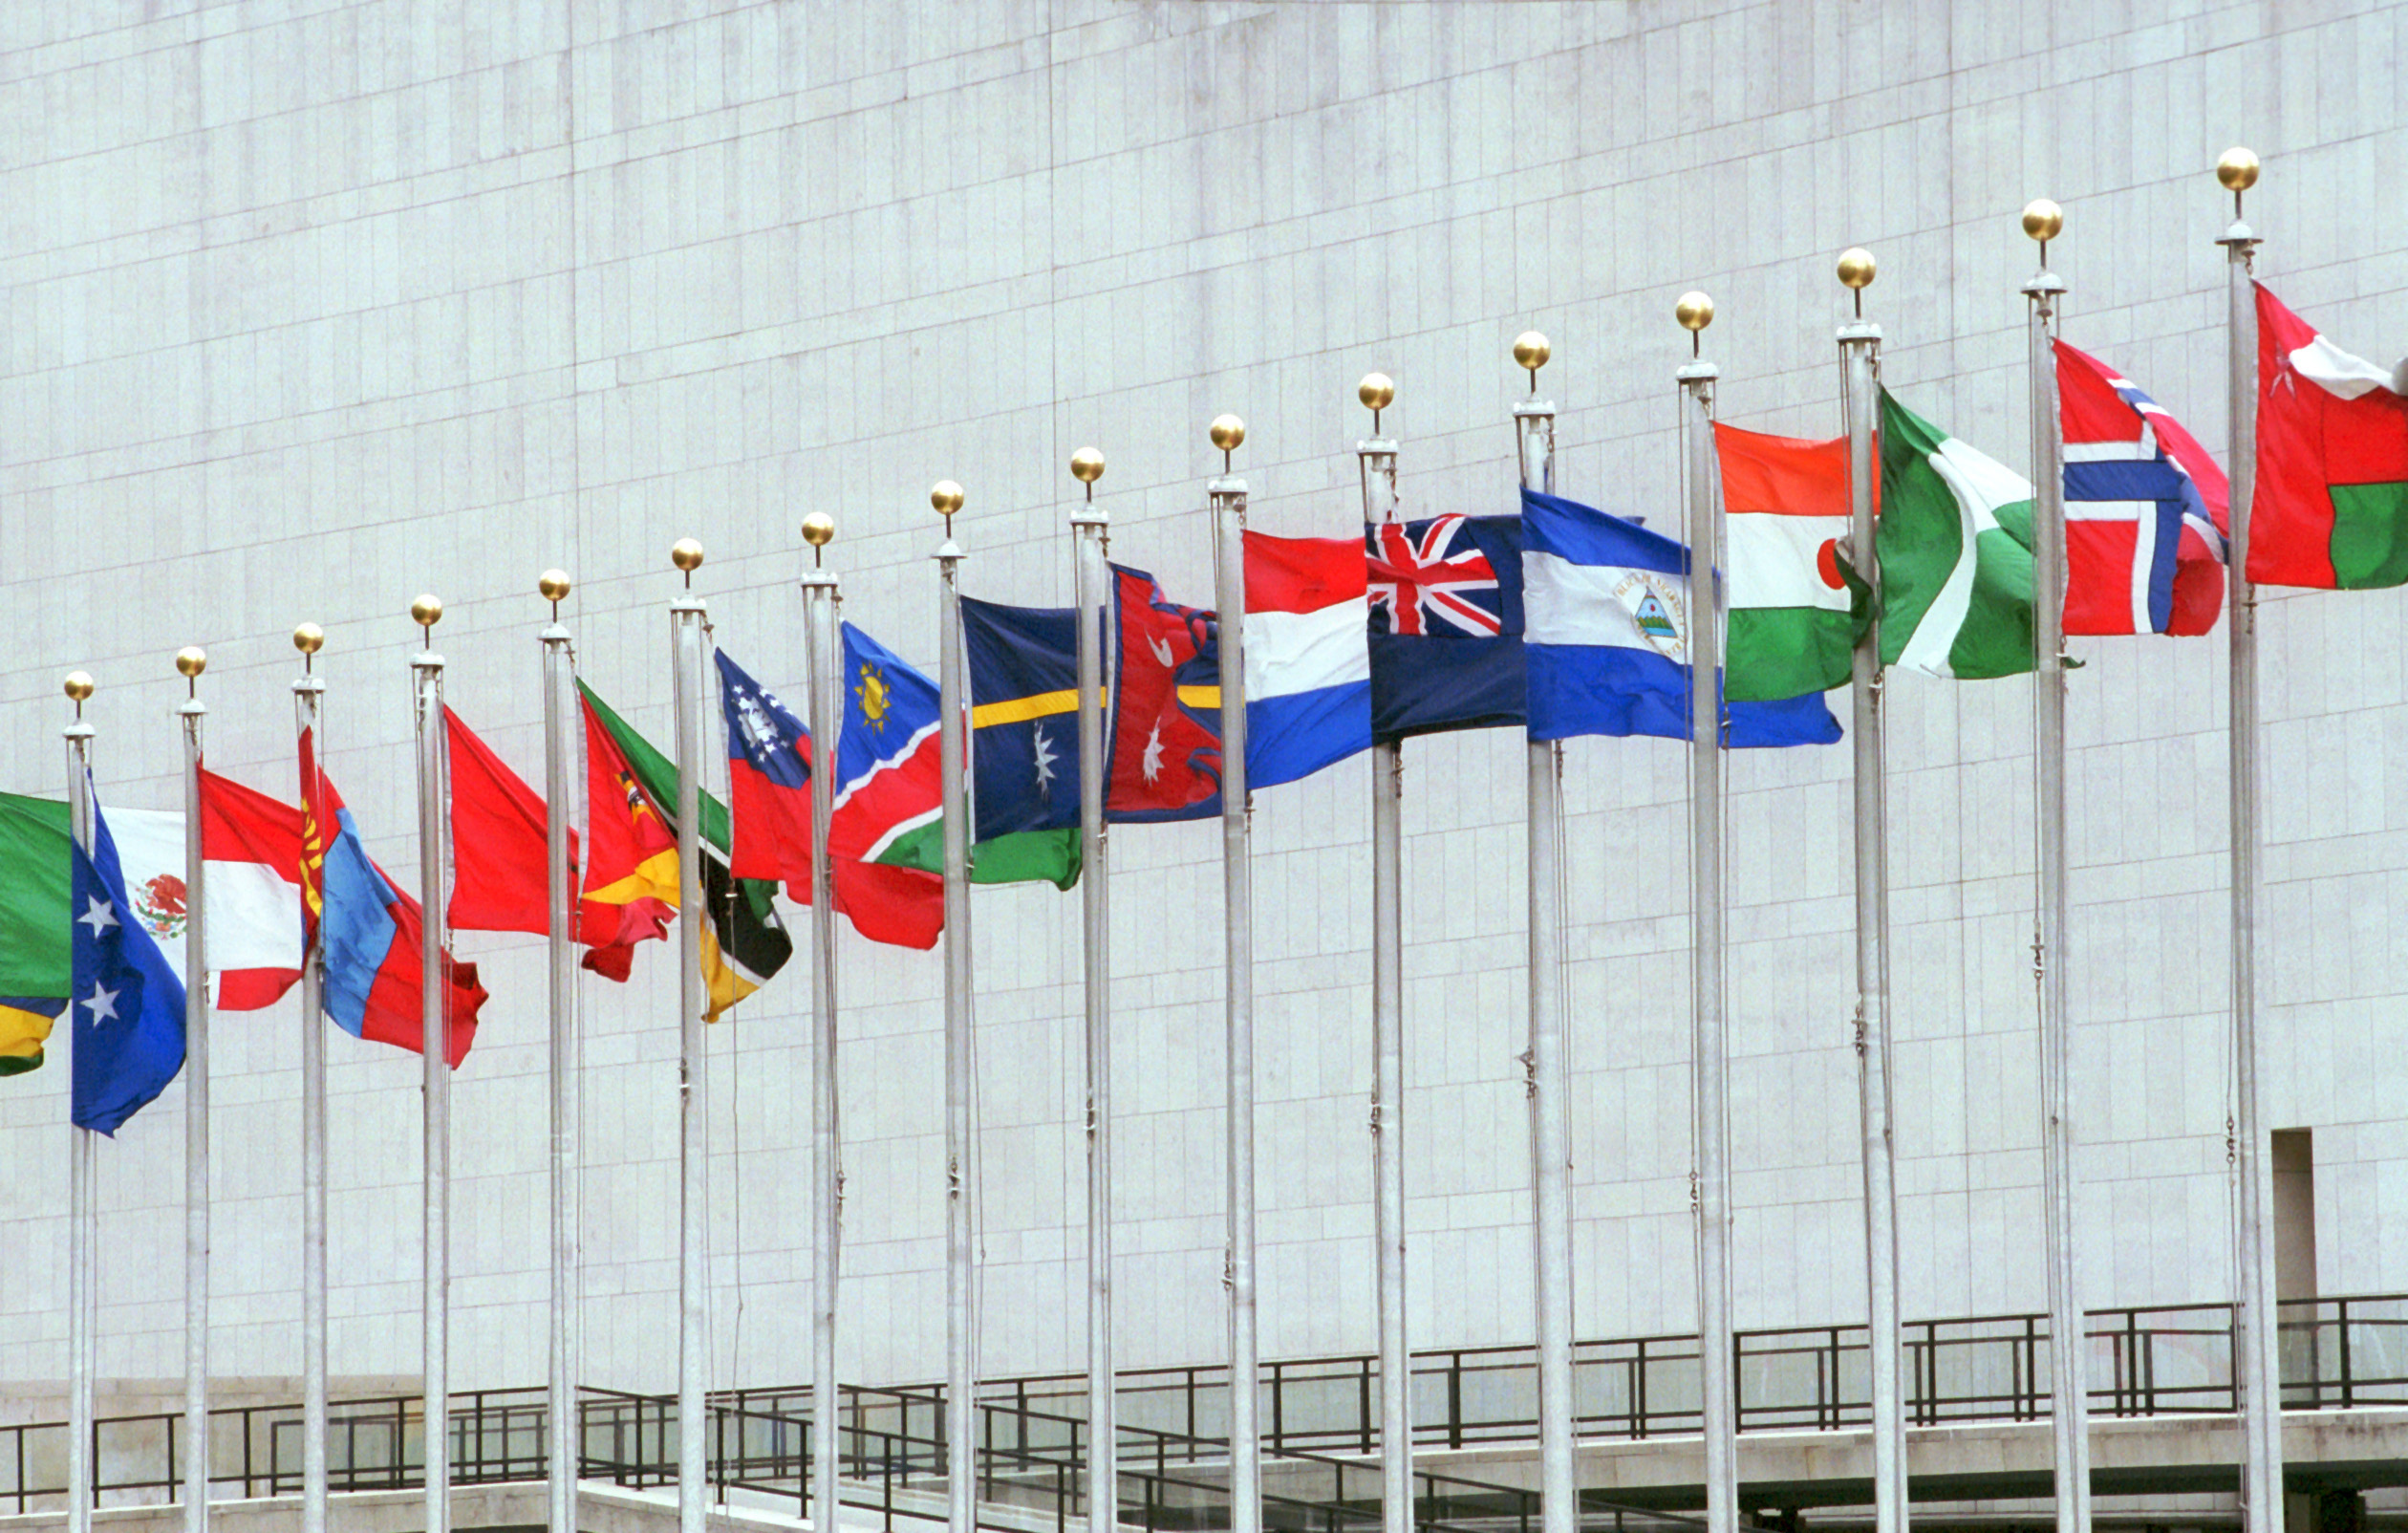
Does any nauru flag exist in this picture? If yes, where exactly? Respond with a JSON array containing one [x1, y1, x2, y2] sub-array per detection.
[[1243, 530, 1372, 789], [2250, 282, 2408, 591]]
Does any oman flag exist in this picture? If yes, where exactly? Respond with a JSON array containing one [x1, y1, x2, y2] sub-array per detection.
[[1712, 423, 1865, 700], [2250, 283, 2408, 590]]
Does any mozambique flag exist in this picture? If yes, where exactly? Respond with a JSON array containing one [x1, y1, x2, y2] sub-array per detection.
[[579, 681, 792, 1021]]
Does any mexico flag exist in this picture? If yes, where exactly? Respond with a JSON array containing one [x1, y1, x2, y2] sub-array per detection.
[[2250, 283, 2408, 590], [1712, 423, 1864, 700]]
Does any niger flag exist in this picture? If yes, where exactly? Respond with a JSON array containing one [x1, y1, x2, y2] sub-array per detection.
[[1712, 422, 1867, 699], [580, 682, 791, 1021]]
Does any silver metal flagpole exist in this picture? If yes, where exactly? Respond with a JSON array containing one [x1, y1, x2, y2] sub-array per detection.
[[2020, 200, 2093, 1533], [539, 571, 581, 1533], [63, 671, 96, 1533], [1068, 447, 1116, 1533], [933, 482, 979, 1533], [1208, 415, 1262, 1533], [1514, 335, 1577, 1533], [1836, 252, 1907, 1533], [2216, 145, 2283, 1533], [800, 518, 846, 1533], [291, 624, 329, 1533], [409, 595, 452, 1533], [1676, 291, 1736, 1533], [176, 647, 211, 1533], [1356, 375, 1413, 1533], [669, 538, 712, 1533]]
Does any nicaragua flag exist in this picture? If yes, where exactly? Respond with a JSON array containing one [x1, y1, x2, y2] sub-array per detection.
[[1521, 489, 1840, 747], [71, 796, 187, 1134], [2055, 338, 2228, 636], [1243, 530, 1371, 789]]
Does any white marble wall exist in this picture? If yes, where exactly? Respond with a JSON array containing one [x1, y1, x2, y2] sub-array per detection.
[[2, 0, 2404, 1398]]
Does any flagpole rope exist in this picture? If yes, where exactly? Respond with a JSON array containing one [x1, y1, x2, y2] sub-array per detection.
[[704, 613, 745, 1533]]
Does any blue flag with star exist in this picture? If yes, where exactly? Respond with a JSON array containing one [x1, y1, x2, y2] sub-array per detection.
[[72, 798, 186, 1134], [961, 597, 1082, 839]]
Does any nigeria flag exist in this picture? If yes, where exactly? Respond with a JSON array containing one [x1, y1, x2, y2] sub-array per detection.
[[1878, 391, 2036, 680]]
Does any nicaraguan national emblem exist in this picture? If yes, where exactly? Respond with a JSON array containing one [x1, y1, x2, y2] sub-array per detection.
[[1612, 572, 1688, 661]]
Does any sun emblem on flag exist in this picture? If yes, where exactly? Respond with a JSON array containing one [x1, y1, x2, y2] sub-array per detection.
[[1611, 572, 1688, 661], [134, 874, 188, 941], [856, 663, 892, 734]]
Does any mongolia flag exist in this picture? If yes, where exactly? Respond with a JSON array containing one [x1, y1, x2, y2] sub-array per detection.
[[442, 707, 670, 981], [1365, 513, 1526, 739], [1521, 489, 1840, 747], [2250, 283, 2408, 590], [1243, 530, 1371, 788], [2055, 339, 2228, 634], [718, 645, 944, 950], [299, 729, 484, 1067]]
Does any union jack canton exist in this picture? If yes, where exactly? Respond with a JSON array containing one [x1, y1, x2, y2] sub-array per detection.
[[1364, 511, 1527, 739]]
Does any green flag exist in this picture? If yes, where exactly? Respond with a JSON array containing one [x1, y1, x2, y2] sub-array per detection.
[[1878, 390, 2037, 680], [0, 792, 73, 1074]]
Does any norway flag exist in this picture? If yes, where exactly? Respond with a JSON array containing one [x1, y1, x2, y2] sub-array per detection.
[[2056, 339, 2229, 636], [1243, 531, 1371, 789]]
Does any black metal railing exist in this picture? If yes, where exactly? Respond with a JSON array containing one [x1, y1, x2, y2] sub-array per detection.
[[11, 1293, 2408, 1522]]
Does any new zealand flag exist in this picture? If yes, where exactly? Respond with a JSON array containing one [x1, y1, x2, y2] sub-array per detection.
[[1365, 513, 1527, 738]]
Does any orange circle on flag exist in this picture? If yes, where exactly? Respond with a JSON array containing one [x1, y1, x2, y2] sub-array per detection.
[[1817, 538, 1846, 590]]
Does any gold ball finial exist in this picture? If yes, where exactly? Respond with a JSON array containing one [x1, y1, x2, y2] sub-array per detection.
[[410, 594, 443, 629], [1209, 414, 1246, 452], [539, 569, 571, 602], [1070, 447, 1106, 484], [670, 537, 705, 572], [175, 646, 207, 680], [800, 513, 835, 548], [2217, 146, 2261, 192], [63, 671, 95, 702], [1513, 331, 1551, 371], [1358, 373, 1396, 411], [293, 622, 325, 655], [930, 480, 965, 517], [1838, 248, 1877, 290], [2021, 199, 2064, 242], [1675, 291, 1715, 332]]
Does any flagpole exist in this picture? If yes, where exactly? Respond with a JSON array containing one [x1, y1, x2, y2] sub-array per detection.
[[1514, 335, 1578, 1533], [933, 482, 979, 1533], [63, 671, 96, 1533], [800, 519, 846, 1533], [669, 539, 712, 1533], [1676, 292, 1736, 1533], [1208, 415, 1261, 1533], [1356, 375, 1413, 1533], [1837, 251, 1907, 1533], [176, 648, 211, 1533], [1068, 447, 1116, 1533], [539, 572, 581, 1533], [2020, 201, 2093, 1533], [2216, 146, 2282, 1533], [291, 625, 329, 1533], [409, 594, 452, 1533]]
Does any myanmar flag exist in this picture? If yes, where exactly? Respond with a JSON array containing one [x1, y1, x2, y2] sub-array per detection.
[[1877, 390, 2036, 680], [2250, 283, 2408, 590], [1712, 422, 1866, 700]]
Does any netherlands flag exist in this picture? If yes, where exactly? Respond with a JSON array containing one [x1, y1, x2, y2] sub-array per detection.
[[1243, 530, 1372, 789], [2056, 338, 2229, 636]]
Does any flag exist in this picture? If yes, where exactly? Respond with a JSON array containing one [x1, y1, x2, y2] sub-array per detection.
[[719, 645, 944, 950], [2249, 283, 2408, 590], [1520, 488, 1841, 747], [298, 729, 485, 1067], [1711, 423, 1867, 699], [1243, 531, 1372, 789], [71, 799, 187, 1134], [1877, 390, 2037, 679], [0, 792, 73, 1075], [579, 681, 792, 1020], [1365, 512, 1527, 738], [2055, 339, 2229, 635], [963, 568, 1223, 829], [197, 769, 308, 1010], [577, 691, 680, 982], [1, 998, 61, 1077], [823, 626, 1080, 890], [442, 706, 669, 980]]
